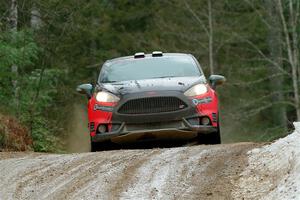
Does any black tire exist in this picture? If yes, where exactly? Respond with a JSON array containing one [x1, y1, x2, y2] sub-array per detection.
[[197, 125, 221, 145], [90, 140, 98, 152], [90, 138, 117, 152]]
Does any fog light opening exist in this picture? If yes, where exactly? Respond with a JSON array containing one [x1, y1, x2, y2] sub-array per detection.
[[200, 117, 210, 126], [97, 124, 107, 134]]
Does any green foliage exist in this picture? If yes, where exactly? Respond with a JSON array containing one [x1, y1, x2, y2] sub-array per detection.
[[29, 117, 58, 152], [0, 29, 65, 152], [18, 68, 66, 152], [0, 30, 38, 68], [0, 30, 39, 107]]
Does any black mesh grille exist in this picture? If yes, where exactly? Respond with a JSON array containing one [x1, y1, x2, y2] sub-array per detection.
[[118, 96, 187, 114]]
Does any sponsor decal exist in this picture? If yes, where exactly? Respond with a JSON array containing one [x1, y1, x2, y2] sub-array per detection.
[[192, 97, 212, 105], [94, 104, 114, 112], [192, 99, 199, 105]]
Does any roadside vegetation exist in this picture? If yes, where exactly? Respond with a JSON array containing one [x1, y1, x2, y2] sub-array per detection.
[[0, 114, 32, 151], [0, 0, 299, 152]]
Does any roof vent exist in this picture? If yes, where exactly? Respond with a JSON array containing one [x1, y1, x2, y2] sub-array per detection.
[[134, 52, 145, 58], [152, 51, 163, 57]]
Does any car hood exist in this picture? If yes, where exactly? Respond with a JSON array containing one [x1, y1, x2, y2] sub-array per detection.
[[99, 76, 206, 95]]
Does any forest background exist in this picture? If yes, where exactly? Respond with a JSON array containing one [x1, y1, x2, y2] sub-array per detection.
[[1, 0, 299, 152]]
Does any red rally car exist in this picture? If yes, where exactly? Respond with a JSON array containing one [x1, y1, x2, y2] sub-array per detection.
[[77, 52, 225, 151]]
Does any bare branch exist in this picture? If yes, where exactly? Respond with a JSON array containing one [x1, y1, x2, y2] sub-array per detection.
[[234, 33, 290, 76], [237, 101, 296, 120], [241, 90, 293, 108], [243, 0, 271, 28], [183, 0, 209, 37], [231, 73, 287, 86]]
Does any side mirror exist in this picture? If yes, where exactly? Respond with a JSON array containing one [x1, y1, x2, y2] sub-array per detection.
[[208, 75, 226, 89], [76, 84, 93, 99]]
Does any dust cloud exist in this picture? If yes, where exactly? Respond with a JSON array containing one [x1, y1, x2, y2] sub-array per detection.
[[66, 104, 90, 153]]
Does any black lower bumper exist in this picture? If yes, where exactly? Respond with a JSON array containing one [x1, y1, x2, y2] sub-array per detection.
[[91, 118, 217, 143]]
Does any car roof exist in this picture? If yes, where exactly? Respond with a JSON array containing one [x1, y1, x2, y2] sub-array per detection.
[[104, 53, 195, 66]]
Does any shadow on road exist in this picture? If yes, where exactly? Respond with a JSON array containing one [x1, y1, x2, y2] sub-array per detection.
[[93, 139, 197, 152]]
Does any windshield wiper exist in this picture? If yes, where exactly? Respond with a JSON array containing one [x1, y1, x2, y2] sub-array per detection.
[[102, 80, 117, 83], [152, 76, 176, 79]]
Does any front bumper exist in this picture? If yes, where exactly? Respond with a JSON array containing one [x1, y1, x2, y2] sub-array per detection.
[[90, 90, 218, 143], [91, 118, 217, 143]]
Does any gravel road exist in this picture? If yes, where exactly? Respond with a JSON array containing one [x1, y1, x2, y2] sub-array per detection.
[[1, 122, 299, 200], [0, 143, 258, 200]]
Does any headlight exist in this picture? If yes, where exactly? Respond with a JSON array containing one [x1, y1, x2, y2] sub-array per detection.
[[95, 91, 120, 103], [184, 84, 208, 96]]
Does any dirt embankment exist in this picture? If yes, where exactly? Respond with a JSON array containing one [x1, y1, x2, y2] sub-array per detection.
[[1, 122, 299, 200], [0, 114, 32, 151]]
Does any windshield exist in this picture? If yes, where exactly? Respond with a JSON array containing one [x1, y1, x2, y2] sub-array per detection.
[[99, 56, 201, 83]]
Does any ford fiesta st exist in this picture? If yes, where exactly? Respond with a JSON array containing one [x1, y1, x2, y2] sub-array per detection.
[[77, 52, 225, 151]]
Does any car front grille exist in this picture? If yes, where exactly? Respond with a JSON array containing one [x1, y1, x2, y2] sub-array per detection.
[[118, 96, 187, 114]]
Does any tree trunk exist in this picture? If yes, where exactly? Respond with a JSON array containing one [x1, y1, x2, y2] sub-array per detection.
[[265, 0, 287, 128], [9, 0, 19, 110], [289, 0, 300, 120], [278, 0, 300, 121], [31, 3, 41, 30], [91, 18, 99, 82], [208, 0, 214, 74], [9, 0, 17, 31]]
